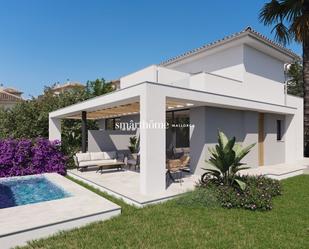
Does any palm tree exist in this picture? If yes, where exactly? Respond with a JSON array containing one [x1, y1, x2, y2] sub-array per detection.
[[259, 0, 309, 155]]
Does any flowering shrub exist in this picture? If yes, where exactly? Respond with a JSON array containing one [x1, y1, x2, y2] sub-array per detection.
[[0, 138, 67, 177], [199, 175, 281, 211]]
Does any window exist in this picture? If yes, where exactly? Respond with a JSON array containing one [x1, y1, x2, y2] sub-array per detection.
[[277, 120, 282, 141]]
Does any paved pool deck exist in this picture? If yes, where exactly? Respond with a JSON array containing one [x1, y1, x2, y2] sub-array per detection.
[[68, 168, 199, 207], [0, 173, 121, 249], [68, 158, 309, 207]]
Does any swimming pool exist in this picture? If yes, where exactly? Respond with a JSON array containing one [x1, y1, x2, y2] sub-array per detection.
[[0, 175, 71, 209]]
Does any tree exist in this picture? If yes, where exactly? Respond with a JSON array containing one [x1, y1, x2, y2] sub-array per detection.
[[259, 0, 309, 154], [287, 61, 303, 97], [0, 78, 114, 159], [86, 78, 114, 97]]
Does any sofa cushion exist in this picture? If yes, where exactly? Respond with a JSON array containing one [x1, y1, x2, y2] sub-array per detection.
[[76, 153, 91, 162], [79, 159, 117, 167], [103, 151, 116, 160], [90, 152, 105, 161]]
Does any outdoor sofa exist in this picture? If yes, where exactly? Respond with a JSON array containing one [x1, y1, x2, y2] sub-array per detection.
[[74, 151, 124, 172]]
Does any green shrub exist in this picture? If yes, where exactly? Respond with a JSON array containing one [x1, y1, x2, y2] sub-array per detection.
[[199, 175, 281, 211], [202, 130, 255, 190], [175, 187, 220, 208]]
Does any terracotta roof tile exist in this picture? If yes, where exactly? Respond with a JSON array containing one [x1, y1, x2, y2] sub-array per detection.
[[160, 27, 300, 66]]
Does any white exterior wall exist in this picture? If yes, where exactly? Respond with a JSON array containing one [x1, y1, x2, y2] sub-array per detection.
[[190, 107, 260, 175], [186, 45, 286, 105], [157, 67, 190, 88], [120, 65, 190, 89], [189, 72, 243, 96], [243, 45, 285, 105], [189, 106, 297, 174], [48, 118, 61, 141], [264, 113, 285, 165], [120, 44, 287, 106], [166, 45, 245, 82], [203, 107, 259, 168], [120, 66, 158, 89], [285, 95, 303, 162]]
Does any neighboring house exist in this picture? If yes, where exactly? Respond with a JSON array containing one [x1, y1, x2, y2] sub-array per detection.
[[50, 81, 85, 95], [49, 27, 303, 195], [0, 86, 23, 109], [110, 79, 121, 90]]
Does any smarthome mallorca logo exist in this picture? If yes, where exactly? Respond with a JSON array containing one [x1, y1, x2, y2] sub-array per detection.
[[115, 120, 194, 131]]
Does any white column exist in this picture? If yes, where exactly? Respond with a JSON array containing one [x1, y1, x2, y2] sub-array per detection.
[[49, 117, 61, 141], [285, 96, 304, 163], [139, 85, 166, 195], [189, 107, 206, 175]]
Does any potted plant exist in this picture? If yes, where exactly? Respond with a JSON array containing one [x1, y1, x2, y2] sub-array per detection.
[[128, 136, 139, 159]]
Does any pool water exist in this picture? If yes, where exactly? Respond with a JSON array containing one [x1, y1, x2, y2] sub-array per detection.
[[0, 175, 71, 209]]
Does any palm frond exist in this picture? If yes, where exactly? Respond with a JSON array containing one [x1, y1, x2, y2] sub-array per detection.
[[271, 22, 292, 45], [260, 0, 307, 45], [259, 0, 284, 25], [281, 0, 303, 22]]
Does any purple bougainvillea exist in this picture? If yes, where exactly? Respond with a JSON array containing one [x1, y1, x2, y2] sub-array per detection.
[[0, 138, 67, 178]]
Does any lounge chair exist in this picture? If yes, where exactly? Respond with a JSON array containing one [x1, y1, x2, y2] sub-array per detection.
[[166, 155, 190, 183]]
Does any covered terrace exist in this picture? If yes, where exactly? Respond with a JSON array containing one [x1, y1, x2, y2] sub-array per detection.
[[49, 81, 299, 204]]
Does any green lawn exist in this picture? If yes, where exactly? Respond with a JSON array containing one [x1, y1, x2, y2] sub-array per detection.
[[19, 175, 309, 249]]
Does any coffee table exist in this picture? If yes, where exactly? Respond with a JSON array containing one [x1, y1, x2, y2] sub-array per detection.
[[96, 161, 125, 173]]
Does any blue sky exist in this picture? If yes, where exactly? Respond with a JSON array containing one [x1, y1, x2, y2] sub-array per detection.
[[0, 0, 302, 98]]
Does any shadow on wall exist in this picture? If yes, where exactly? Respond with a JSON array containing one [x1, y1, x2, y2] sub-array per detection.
[[170, 44, 244, 82], [190, 107, 260, 174], [244, 45, 284, 83], [88, 130, 136, 153]]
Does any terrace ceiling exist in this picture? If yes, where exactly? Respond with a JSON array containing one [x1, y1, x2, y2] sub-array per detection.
[[66, 100, 194, 120]]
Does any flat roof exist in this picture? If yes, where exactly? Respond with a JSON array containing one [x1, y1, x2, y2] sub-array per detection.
[[50, 82, 298, 119]]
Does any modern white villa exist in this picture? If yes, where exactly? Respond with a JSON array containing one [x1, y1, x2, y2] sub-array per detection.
[[49, 27, 304, 203]]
